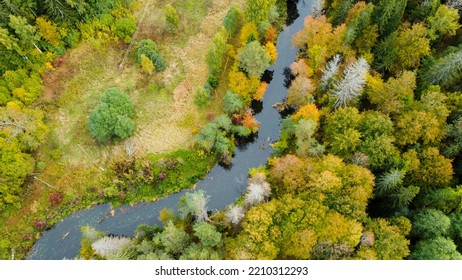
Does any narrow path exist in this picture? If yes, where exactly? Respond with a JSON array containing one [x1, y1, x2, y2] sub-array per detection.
[[27, 0, 313, 260]]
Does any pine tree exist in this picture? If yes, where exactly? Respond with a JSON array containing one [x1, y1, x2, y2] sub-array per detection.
[[423, 50, 462, 87], [332, 58, 369, 108]]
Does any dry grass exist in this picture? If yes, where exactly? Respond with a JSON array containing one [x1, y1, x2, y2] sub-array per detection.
[[1, 0, 248, 259]]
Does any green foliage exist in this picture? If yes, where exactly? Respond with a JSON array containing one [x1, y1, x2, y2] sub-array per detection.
[[223, 6, 241, 36], [237, 41, 271, 78], [360, 218, 410, 260], [410, 237, 462, 260], [153, 220, 189, 255], [0, 138, 34, 211], [422, 50, 462, 88], [193, 222, 221, 247], [426, 5, 460, 41], [164, 4, 179, 33], [115, 16, 136, 43], [329, 0, 353, 26], [411, 209, 451, 239], [406, 0, 440, 22], [206, 29, 230, 76], [135, 39, 166, 72], [193, 87, 210, 109], [372, 0, 408, 36], [88, 87, 136, 143], [223, 90, 243, 115], [178, 190, 209, 222], [179, 243, 221, 260], [294, 119, 324, 157], [417, 187, 462, 214], [409, 148, 453, 190], [245, 0, 277, 24]]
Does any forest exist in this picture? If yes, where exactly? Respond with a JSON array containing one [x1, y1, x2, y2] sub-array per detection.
[[1, 0, 462, 260]]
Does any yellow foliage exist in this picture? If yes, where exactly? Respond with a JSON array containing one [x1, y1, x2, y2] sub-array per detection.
[[140, 54, 155, 74], [264, 42, 277, 63], [228, 70, 260, 104], [45, 62, 55, 71], [254, 82, 267, 101], [292, 103, 320, 122], [239, 22, 259, 46], [36, 17, 60, 45]]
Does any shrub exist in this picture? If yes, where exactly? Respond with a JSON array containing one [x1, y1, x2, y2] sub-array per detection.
[[115, 17, 137, 43], [164, 4, 179, 33], [135, 39, 166, 72], [88, 88, 136, 143], [194, 87, 210, 109]]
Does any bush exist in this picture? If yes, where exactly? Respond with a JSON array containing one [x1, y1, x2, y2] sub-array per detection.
[[194, 87, 210, 109], [135, 39, 166, 72], [115, 17, 137, 43], [88, 88, 136, 143]]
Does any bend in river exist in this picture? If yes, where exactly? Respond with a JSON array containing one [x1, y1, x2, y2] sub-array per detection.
[[27, 0, 313, 259]]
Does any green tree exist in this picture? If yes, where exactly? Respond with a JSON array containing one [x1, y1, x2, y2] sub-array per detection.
[[193, 222, 222, 247], [115, 17, 136, 43], [88, 88, 136, 143], [237, 41, 271, 78], [164, 4, 179, 33], [178, 190, 209, 222], [426, 5, 460, 41], [206, 29, 230, 76], [422, 49, 462, 88], [0, 138, 34, 211], [411, 209, 451, 239], [223, 90, 243, 115], [372, 0, 408, 36], [245, 0, 276, 24], [154, 221, 189, 255], [179, 243, 221, 260], [410, 237, 462, 260], [223, 6, 241, 36]]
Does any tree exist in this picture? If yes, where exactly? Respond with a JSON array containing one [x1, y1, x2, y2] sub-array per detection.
[[135, 39, 166, 72], [178, 190, 209, 222], [223, 6, 241, 36], [410, 148, 453, 190], [223, 90, 243, 115], [329, 0, 353, 26], [193, 87, 210, 109], [206, 29, 230, 76], [225, 205, 245, 225], [179, 243, 221, 260], [164, 4, 179, 33], [91, 236, 132, 259], [88, 88, 136, 143], [193, 222, 222, 247], [422, 50, 462, 88], [294, 119, 324, 157], [140, 54, 154, 74], [228, 70, 260, 103], [332, 58, 370, 108], [375, 169, 406, 197], [244, 180, 271, 207], [0, 138, 34, 211], [287, 76, 316, 108], [237, 41, 271, 78], [411, 209, 451, 239], [410, 237, 462, 260], [375, 23, 430, 74], [361, 218, 410, 260], [1, 105, 48, 152], [115, 17, 136, 43], [426, 5, 460, 41], [320, 54, 341, 90], [154, 220, 189, 255], [365, 71, 416, 114], [244, 0, 276, 24], [372, 0, 407, 36]]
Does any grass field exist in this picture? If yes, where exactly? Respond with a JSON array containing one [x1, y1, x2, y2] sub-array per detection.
[[0, 0, 246, 259]]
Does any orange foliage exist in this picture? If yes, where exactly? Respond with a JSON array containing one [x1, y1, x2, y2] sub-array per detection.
[[243, 112, 260, 132], [265, 26, 277, 42], [254, 82, 268, 101], [292, 103, 320, 122]]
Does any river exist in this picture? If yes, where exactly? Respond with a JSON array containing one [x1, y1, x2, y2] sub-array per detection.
[[27, 0, 313, 259]]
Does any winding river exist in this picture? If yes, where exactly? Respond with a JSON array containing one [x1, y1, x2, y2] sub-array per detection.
[[27, 0, 312, 259]]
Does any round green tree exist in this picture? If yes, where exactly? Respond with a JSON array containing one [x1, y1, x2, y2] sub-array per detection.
[[88, 88, 136, 143]]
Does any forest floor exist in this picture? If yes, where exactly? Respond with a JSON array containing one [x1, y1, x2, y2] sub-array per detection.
[[0, 0, 245, 259]]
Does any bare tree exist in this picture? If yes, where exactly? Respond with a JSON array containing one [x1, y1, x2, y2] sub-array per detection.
[[320, 54, 341, 90], [225, 205, 245, 225], [91, 236, 133, 258]]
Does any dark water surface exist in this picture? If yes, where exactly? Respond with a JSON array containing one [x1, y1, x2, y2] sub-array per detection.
[[27, 0, 313, 259]]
